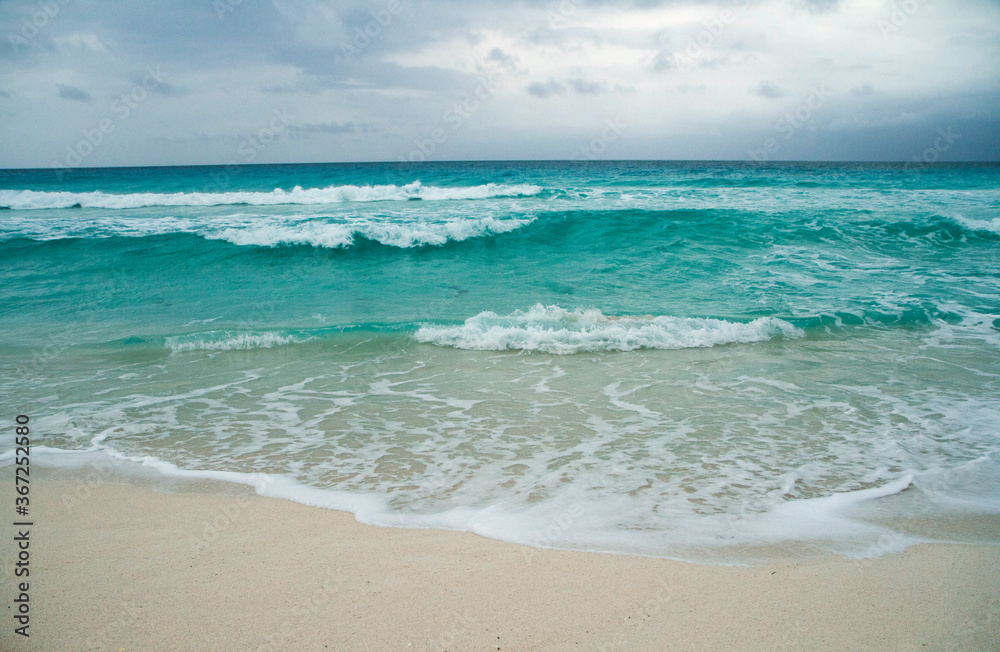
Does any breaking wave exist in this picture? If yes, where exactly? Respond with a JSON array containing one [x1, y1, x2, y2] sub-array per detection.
[[0, 181, 543, 210], [413, 305, 804, 354], [164, 330, 306, 352]]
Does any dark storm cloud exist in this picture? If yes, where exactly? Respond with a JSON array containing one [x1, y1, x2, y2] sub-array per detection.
[[0, 0, 997, 165]]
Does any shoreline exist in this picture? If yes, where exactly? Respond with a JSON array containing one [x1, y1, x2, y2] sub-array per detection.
[[1, 468, 998, 651], [12, 446, 1000, 565]]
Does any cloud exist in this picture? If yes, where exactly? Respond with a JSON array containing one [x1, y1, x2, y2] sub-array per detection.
[[126, 70, 186, 97], [52, 33, 106, 52], [752, 80, 786, 99], [528, 77, 610, 97], [851, 83, 876, 97], [568, 77, 607, 94], [0, 0, 997, 165], [651, 50, 675, 71], [485, 47, 521, 72], [796, 0, 841, 13], [288, 122, 375, 137], [57, 84, 92, 102], [526, 78, 566, 98]]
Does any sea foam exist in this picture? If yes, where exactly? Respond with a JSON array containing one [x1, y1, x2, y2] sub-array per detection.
[[165, 330, 305, 352], [0, 182, 542, 210], [946, 214, 1000, 236], [0, 443, 934, 561], [0, 212, 534, 248], [209, 215, 532, 248], [413, 305, 804, 353]]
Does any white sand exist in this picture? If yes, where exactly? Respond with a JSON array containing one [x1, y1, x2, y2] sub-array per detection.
[[1, 469, 998, 651]]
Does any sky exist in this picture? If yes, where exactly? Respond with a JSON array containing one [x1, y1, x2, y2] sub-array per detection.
[[0, 0, 998, 168]]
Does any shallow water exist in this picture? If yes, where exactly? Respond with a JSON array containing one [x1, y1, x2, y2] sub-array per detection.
[[2, 161, 998, 561]]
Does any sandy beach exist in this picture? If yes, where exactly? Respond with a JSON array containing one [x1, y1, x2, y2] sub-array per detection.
[[3, 0, 1000, 649], [0, 468, 997, 651]]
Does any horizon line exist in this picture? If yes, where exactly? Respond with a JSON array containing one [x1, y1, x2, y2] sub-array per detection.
[[2, 158, 999, 172]]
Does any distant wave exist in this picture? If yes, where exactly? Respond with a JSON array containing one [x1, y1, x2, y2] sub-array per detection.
[[414, 305, 803, 353], [165, 330, 306, 352], [0, 181, 543, 210], [209, 215, 532, 248], [0, 213, 535, 249]]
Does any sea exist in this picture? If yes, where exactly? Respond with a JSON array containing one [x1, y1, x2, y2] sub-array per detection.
[[1, 160, 998, 563]]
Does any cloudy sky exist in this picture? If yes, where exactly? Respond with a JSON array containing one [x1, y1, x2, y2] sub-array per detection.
[[1, 0, 998, 168]]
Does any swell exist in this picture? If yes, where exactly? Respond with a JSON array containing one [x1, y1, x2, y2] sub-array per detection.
[[2, 204, 997, 250], [82, 307, 967, 357]]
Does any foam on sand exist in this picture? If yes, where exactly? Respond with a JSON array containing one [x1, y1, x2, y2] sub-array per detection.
[[0, 442, 954, 561]]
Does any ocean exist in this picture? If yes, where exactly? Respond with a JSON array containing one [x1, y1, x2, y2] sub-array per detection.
[[1, 160, 998, 563]]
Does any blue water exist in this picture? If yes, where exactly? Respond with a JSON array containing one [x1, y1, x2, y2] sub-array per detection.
[[2, 161, 998, 561]]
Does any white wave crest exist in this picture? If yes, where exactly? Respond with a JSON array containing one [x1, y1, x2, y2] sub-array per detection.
[[0, 212, 535, 248], [210, 215, 533, 248], [0, 181, 543, 210], [165, 331, 304, 352], [413, 305, 804, 354], [946, 214, 1000, 235]]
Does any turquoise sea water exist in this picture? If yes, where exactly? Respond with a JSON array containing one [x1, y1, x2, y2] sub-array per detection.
[[1, 161, 998, 561]]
